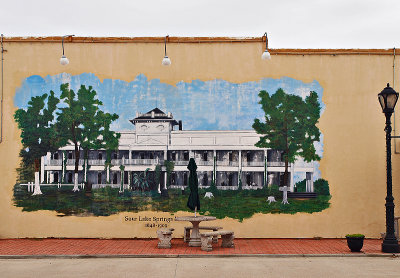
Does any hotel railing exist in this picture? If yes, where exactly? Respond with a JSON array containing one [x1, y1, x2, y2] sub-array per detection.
[[46, 158, 162, 166], [47, 159, 62, 166], [89, 159, 106, 165], [267, 161, 285, 167], [111, 158, 161, 165], [194, 160, 213, 166], [46, 158, 311, 168], [171, 160, 189, 166], [170, 160, 213, 166], [216, 161, 239, 167], [242, 161, 264, 167], [66, 159, 84, 165]]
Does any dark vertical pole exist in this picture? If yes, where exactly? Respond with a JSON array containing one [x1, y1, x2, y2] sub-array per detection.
[[382, 112, 400, 253]]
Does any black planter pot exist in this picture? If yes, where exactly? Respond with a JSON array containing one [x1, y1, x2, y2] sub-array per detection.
[[346, 236, 365, 252]]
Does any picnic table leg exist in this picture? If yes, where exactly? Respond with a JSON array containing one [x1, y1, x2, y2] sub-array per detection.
[[184, 227, 191, 242], [188, 221, 201, 247], [221, 233, 235, 248], [201, 235, 213, 251]]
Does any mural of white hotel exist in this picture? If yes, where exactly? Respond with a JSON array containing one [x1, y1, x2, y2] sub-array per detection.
[[42, 108, 315, 192]]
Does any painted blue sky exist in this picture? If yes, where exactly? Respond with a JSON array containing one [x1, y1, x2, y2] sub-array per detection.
[[15, 73, 324, 131], [14, 73, 324, 180]]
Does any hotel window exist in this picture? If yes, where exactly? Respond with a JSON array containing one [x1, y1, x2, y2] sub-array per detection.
[[203, 152, 208, 161], [203, 173, 208, 186], [183, 173, 188, 185], [140, 152, 145, 159], [98, 152, 103, 160], [171, 152, 176, 161], [246, 173, 251, 186], [68, 172, 73, 183], [53, 152, 59, 160], [183, 152, 189, 161], [124, 171, 128, 184], [228, 173, 234, 186], [68, 151, 73, 159], [113, 152, 118, 159], [171, 172, 176, 185], [54, 172, 59, 182], [98, 172, 102, 184], [113, 173, 118, 184], [246, 152, 251, 162], [229, 152, 233, 162], [150, 153, 154, 159]]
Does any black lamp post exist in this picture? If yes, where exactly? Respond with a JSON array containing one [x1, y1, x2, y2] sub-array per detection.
[[378, 83, 400, 253]]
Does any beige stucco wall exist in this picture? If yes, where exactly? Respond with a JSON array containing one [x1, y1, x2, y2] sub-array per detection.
[[0, 39, 399, 238]]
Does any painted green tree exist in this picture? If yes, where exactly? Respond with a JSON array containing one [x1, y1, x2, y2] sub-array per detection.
[[97, 110, 120, 183], [132, 168, 151, 192], [14, 91, 60, 195], [77, 85, 120, 184], [252, 89, 321, 187], [164, 160, 175, 187], [56, 84, 120, 191]]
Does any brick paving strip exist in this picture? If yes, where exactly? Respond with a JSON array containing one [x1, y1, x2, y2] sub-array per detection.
[[0, 238, 397, 258]]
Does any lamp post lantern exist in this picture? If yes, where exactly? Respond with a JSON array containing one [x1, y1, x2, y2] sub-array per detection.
[[378, 83, 400, 253]]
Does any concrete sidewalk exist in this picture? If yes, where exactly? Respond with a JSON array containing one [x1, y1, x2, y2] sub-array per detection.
[[0, 238, 393, 258], [1, 257, 400, 278]]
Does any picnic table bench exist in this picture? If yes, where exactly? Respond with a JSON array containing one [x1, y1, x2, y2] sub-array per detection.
[[184, 226, 223, 243], [157, 228, 174, 249], [200, 230, 234, 252]]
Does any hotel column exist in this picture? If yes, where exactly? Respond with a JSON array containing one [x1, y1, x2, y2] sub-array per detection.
[[213, 150, 217, 184], [238, 150, 242, 186], [164, 147, 168, 161], [264, 150, 268, 187], [311, 175, 314, 192], [50, 171, 54, 183], [310, 172, 314, 192], [107, 167, 110, 183], [311, 164, 315, 192], [164, 148, 168, 190], [62, 151, 65, 183], [290, 162, 294, 192], [128, 146, 132, 188], [40, 156, 45, 183]]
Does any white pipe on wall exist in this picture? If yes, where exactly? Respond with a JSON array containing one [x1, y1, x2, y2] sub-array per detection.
[[393, 47, 400, 154], [0, 34, 4, 144]]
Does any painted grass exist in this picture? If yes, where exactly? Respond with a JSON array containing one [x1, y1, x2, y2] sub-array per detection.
[[13, 185, 330, 220]]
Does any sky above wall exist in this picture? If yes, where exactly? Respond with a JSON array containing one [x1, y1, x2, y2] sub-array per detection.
[[2, 0, 400, 48]]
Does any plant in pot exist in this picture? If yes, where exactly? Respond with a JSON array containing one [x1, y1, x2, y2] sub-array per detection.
[[345, 234, 365, 252]]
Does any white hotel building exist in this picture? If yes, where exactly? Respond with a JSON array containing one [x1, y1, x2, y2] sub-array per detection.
[[42, 108, 315, 192]]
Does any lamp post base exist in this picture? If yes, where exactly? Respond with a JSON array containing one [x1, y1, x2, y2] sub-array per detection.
[[382, 239, 400, 253]]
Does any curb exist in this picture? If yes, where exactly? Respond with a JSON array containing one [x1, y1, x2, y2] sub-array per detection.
[[0, 253, 398, 259]]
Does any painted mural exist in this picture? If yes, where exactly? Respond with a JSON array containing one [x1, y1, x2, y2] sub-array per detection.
[[13, 73, 330, 220]]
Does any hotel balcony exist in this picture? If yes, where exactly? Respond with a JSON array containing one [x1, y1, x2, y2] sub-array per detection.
[[45, 158, 312, 169], [216, 161, 239, 167], [267, 161, 285, 167], [242, 161, 264, 167], [172, 160, 213, 166], [46, 158, 162, 167], [173, 160, 190, 166], [111, 158, 162, 165]]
